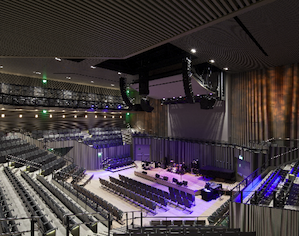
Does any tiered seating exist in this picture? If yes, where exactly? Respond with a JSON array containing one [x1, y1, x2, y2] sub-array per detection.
[[32, 129, 83, 141], [4, 167, 56, 236], [103, 155, 133, 170], [71, 182, 123, 221], [285, 183, 299, 206], [54, 163, 77, 180], [250, 168, 287, 205], [26, 153, 57, 172], [85, 127, 123, 148], [37, 175, 98, 233], [14, 149, 48, 168], [99, 177, 157, 214], [0, 182, 20, 235], [71, 167, 86, 184], [41, 158, 66, 176], [53, 179, 111, 225], [208, 199, 230, 225], [21, 171, 80, 235]]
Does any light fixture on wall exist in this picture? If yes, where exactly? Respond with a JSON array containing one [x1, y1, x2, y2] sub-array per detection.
[[19, 114, 22, 118], [35, 114, 38, 118], [74, 115, 77, 118], [62, 115, 65, 118], [104, 115, 106, 118], [49, 114, 52, 118], [1, 114, 4, 118]]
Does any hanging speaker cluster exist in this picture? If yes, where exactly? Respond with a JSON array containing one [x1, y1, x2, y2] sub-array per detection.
[[119, 77, 133, 109], [182, 57, 194, 103]]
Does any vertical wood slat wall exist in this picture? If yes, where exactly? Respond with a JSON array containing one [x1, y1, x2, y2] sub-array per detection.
[[130, 98, 168, 137], [231, 63, 299, 146]]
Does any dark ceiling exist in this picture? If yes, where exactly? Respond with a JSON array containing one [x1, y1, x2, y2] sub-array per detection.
[[1, 0, 299, 98]]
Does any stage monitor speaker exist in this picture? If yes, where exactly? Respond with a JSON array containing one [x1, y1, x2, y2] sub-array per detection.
[[163, 176, 168, 181], [155, 174, 160, 178], [182, 57, 194, 103], [142, 171, 147, 175], [140, 98, 154, 112], [119, 77, 133, 109]]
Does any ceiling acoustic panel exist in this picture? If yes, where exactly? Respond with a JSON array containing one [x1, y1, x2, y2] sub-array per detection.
[[1, 0, 270, 58]]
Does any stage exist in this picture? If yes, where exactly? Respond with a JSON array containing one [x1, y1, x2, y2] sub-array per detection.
[[134, 163, 206, 196]]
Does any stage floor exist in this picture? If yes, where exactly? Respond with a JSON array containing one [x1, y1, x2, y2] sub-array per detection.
[[81, 161, 239, 229]]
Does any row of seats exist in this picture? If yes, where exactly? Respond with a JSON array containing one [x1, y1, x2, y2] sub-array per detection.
[[20, 171, 79, 234], [114, 226, 255, 236], [41, 158, 66, 176], [53, 179, 110, 225], [27, 153, 57, 172], [0, 135, 20, 144], [119, 174, 196, 209], [286, 183, 299, 206], [54, 163, 77, 181], [72, 182, 123, 221], [4, 167, 56, 236], [100, 178, 157, 214], [0, 182, 20, 235], [0, 139, 28, 151], [43, 133, 84, 142], [14, 149, 48, 168], [32, 129, 81, 139], [250, 168, 285, 205], [91, 139, 123, 149], [71, 167, 86, 184], [168, 187, 194, 212], [103, 156, 133, 170], [0, 144, 38, 161], [208, 199, 230, 225], [37, 175, 98, 233]]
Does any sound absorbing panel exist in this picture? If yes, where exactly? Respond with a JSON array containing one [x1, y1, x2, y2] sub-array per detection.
[[119, 77, 133, 109], [182, 57, 194, 103]]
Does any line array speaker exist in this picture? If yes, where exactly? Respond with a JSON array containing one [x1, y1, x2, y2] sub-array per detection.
[[182, 57, 194, 103], [119, 77, 133, 109]]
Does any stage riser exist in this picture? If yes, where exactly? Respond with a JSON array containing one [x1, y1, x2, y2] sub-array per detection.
[[134, 171, 200, 196]]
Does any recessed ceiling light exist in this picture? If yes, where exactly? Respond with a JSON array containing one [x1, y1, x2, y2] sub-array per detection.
[[66, 76, 71, 80], [104, 115, 106, 118], [0, 65, 3, 69], [33, 71, 41, 75], [35, 114, 38, 118], [95, 115, 97, 118], [62, 110, 65, 112], [190, 48, 196, 53], [223, 67, 229, 71], [112, 115, 114, 118], [49, 114, 53, 118], [19, 114, 22, 118], [90, 66, 96, 69], [1, 114, 5, 118], [118, 72, 122, 75], [1, 108, 5, 110], [91, 81, 94, 83], [85, 115, 88, 118], [35, 109, 38, 111], [55, 57, 62, 61], [111, 84, 115, 87], [209, 59, 215, 63], [120, 115, 122, 118], [74, 115, 77, 118], [62, 115, 65, 118]]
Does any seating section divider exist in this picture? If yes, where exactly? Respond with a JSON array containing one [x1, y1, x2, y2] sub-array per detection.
[[37, 175, 97, 233], [4, 167, 56, 236], [20, 171, 79, 235]]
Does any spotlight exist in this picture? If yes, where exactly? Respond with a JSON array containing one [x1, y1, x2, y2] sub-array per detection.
[[223, 67, 229, 71], [1, 114, 4, 118], [49, 114, 52, 118], [42, 79, 47, 84], [95, 115, 97, 118], [209, 59, 215, 63], [104, 115, 106, 118], [42, 110, 47, 114], [19, 114, 22, 118], [74, 115, 77, 118], [35, 114, 38, 118], [62, 115, 65, 118], [85, 115, 88, 118], [190, 48, 196, 53]]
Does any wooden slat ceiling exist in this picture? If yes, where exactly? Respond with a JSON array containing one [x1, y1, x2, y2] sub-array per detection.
[[1, 0, 299, 91]]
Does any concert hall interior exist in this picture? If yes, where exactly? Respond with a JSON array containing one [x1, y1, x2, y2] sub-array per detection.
[[1, 1, 299, 236]]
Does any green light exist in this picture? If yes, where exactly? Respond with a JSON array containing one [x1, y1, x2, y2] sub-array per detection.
[[42, 79, 47, 84], [126, 113, 130, 116], [126, 90, 129, 94], [42, 110, 47, 114], [98, 152, 102, 158]]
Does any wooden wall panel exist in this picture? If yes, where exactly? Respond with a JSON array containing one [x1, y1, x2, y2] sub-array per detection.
[[231, 63, 299, 146]]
